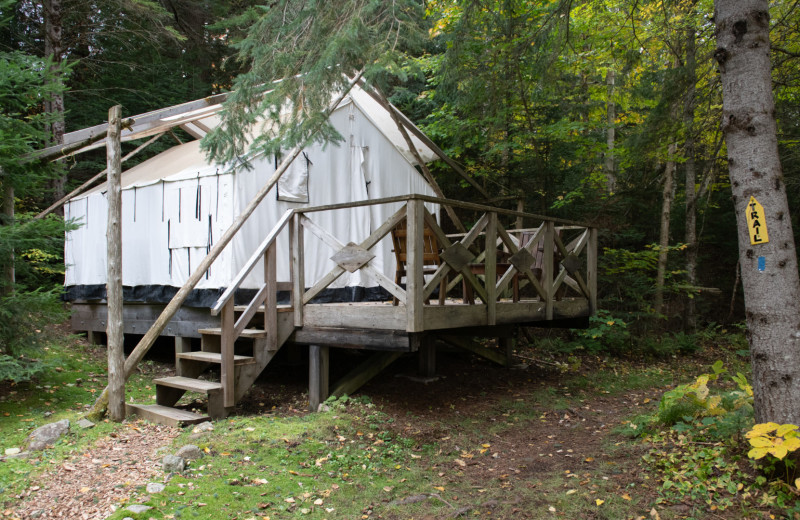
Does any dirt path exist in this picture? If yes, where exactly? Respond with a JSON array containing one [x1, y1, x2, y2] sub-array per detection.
[[11, 422, 180, 520]]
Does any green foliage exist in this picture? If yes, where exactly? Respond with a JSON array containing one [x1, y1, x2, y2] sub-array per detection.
[[204, 0, 427, 164]]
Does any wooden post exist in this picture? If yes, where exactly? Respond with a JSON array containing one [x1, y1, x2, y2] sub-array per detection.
[[417, 336, 436, 378], [175, 336, 191, 376], [516, 197, 524, 231], [500, 337, 515, 368], [308, 345, 329, 411], [291, 213, 304, 327], [264, 242, 278, 355], [544, 220, 554, 320], [587, 227, 598, 316], [406, 200, 425, 332], [485, 212, 497, 325], [106, 105, 125, 422], [220, 300, 235, 407]]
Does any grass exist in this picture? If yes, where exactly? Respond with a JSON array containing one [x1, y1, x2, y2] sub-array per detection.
[[3, 326, 795, 519]]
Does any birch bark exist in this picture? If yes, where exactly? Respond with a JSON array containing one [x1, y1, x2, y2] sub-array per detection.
[[715, 0, 800, 423]]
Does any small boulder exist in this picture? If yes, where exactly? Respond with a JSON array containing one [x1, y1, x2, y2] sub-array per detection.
[[77, 418, 95, 429], [162, 454, 185, 473], [27, 419, 70, 451], [126, 505, 152, 514], [192, 422, 214, 433], [146, 482, 165, 494], [4, 448, 21, 456], [176, 444, 202, 460]]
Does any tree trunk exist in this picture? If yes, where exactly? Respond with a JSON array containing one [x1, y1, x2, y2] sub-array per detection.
[[715, 0, 800, 424], [604, 68, 617, 193], [44, 0, 65, 213], [654, 140, 677, 316], [683, 24, 699, 333], [106, 106, 125, 422]]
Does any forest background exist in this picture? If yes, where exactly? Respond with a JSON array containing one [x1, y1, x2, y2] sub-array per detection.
[[0, 0, 798, 378]]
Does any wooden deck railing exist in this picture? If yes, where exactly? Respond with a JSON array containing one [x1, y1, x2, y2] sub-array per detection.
[[209, 194, 597, 404]]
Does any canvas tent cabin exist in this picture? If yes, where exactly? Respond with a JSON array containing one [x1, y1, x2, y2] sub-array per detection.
[[66, 84, 440, 334]]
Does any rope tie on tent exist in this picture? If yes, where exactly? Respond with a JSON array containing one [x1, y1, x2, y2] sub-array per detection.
[[133, 186, 137, 222], [206, 215, 213, 280], [215, 171, 220, 221], [195, 176, 201, 221], [167, 219, 172, 278]]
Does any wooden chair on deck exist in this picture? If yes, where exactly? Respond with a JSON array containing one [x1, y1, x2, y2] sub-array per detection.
[[518, 229, 565, 301], [391, 220, 447, 305]]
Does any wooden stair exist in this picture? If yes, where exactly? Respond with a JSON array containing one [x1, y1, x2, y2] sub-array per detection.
[[127, 307, 296, 426]]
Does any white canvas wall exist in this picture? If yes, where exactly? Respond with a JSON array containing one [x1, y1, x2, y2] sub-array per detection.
[[65, 94, 438, 302]]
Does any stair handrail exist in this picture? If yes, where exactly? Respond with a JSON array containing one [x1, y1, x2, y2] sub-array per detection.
[[211, 208, 295, 316]]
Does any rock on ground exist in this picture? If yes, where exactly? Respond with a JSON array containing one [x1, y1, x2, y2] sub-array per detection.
[[162, 454, 185, 473], [176, 444, 202, 460], [27, 419, 70, 451]]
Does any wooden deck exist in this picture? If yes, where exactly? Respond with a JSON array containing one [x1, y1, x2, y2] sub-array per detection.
[[73, 195, 597, 425]]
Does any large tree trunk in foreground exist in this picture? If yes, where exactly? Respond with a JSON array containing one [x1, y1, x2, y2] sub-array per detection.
[[715, 0, 800, 424]]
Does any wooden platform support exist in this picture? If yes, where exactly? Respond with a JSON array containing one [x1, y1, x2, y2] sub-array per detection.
[[500, 337, 515, 367], [439, 335, 508, 367], [330, 352, 403, 399], [175, 336, 192, 376], [416, 335, 436, 378], [308, 345, 329, 411]]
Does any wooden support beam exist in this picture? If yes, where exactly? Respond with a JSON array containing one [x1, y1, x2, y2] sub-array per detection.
[[588, 228, 598, 316], [416, 335, 436, 378], [220, 301, 235, 407], [35, 132, 165, 219], [485, 212, 497, 325], [308, 345, 330, 411], [331, 352, 403, 398], [106, 105, 125, 422], [500, 337, 515, 368], [439, 335, 508, 367], [174, 337, 192, 377], [406, 200, 425, 332], [291, 213, 304, 327]]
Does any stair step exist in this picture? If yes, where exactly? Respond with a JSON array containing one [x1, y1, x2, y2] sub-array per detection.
[[177, 351, 256, 365], [126, 403, 209, 428], [155, 376, 223, 393], [198, 327, 268, 338]]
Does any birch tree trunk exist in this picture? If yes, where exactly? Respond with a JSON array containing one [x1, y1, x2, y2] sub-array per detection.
[[604, 69, 617, 193], [715, 0, 800, 424], [654, 140, 677, 316]]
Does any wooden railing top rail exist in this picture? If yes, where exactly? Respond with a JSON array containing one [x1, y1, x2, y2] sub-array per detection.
[[211, 209, 294, 316], [297, 194, 593, 228]]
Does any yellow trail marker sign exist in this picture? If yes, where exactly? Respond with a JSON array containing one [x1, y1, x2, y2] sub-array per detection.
[[747, 196, 769, 245]]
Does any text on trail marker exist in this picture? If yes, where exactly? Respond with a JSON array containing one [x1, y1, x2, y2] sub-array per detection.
[[746, 196, 769, 246]]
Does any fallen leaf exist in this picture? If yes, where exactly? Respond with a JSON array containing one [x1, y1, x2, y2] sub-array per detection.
[[595, 499, 604, 506], [454, 459, 466, 467], [433, 486, 445, 492], [314, 498, 323, 506], [584, 457, 594, 462], [548, 506, 556, 512], [622, 493, 631, 501], [285, 497, 295, 503], [566, 490, 576, 495], [79, 487, 90, 493]]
